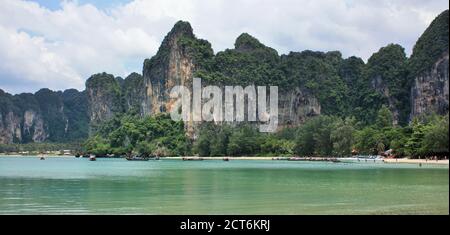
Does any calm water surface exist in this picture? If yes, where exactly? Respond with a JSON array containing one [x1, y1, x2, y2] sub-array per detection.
[[0, 156, 448, 214]]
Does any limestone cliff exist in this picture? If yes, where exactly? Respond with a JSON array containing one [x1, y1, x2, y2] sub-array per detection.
[[0, 90, 49, 144], [85, 72, 147, 132], [0, 88, 87, 144], [410, 10, 449, 118], [22, 110, 46, 142], [141, 23, 322, 135], [122, 72, 145, 114], [86, 73, 123, 131], [366, 44, 410, 125], [278, 88, 321, 128], [0, 110, 22, 144], [411, 51, 449, 117], [62, 89, 89, 140], [142, 21, 199, 116]]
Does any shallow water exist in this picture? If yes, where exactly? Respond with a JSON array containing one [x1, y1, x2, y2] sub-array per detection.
[[0, 156, 448, 214]]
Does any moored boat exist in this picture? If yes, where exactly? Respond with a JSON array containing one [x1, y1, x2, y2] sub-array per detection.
[[272, 157, 288, 160], [287, 156, 341, 162], [182, 157, 204, 161], [125, 156, 150, 161], [288, 157, 306, 161], [89, 155, 96, 161]]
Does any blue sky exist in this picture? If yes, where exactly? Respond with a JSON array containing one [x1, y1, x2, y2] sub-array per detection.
[[0, 0, 448, 94]]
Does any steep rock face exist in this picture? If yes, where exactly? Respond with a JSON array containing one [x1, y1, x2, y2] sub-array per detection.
[[15, 93, 45, 142], [279, 51, 340, 117], [23, 110, 46, 142], [0, 90, 20, 144], [0, 87, 89, 144], [370, 75, 400, 124], [411, 51, 449, 117], [83, 72, 150, 132], [0, 112, 21, 144], [142, 21, 213, 136], [143, 21, 198, 116], [410, 10, 449, 118], [366, 44, 410, 125], [142, 25, 323, 134], [85, 72, 147, 128], [34, 89, 68, 142], [62, 89, 89, 140], [86, 72, 123, 131], [278, 88, 321, 128], [0, 110, 47, 144], [122, 72, 145, 114], [0, 90, 47, 144]]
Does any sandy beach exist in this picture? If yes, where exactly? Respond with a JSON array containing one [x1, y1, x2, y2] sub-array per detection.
[[166, 156, 450, 165], [1, 155, 449, 165], [383, 158, 449, 165], [164, 156, 276, 160]]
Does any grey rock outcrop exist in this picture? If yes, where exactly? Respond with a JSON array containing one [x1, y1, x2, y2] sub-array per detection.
[[411, 51, 449, 117]]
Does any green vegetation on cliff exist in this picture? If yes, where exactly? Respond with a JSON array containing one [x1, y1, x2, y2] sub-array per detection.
[[280, 51, 349, 116], [62, 89, 89, 141], [365, 44, 411, 125], [122, 72, 145, 113], [0, 88, 89, 144], [409, 10, 449, 76], [87, 72, 148, 123], [183, 30, 401, 123], [86, 73, 123, 117]]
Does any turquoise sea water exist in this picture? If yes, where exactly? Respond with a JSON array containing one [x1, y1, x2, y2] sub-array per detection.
[[0, 156, 448, 214]]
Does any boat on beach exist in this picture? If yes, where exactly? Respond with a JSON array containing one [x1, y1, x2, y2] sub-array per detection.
[[182, 157, 204, 161], [287, 157, 307, 161], [272, 157, 288, 160], [286, 157, 341, 162], [340, 156, 385, 163]]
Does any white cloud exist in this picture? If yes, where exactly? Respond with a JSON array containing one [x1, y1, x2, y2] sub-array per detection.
[[0, 0, 448, 94]]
